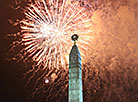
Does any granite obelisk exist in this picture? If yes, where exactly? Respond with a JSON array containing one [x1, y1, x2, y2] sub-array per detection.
[[69, 34, 83, 102]]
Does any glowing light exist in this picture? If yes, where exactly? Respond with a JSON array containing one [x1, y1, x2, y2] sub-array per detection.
[[9, 0, 93, 71], [8, 0, 138, 101], [45, 79, 49, 83]]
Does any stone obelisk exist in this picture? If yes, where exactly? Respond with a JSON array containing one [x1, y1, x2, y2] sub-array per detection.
[[69, 34, 83, 102]]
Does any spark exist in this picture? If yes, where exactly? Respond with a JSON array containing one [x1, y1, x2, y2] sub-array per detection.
[[45, 79, 49, 83], [7, 0, 138, 101], [9, 0, 93, 85]]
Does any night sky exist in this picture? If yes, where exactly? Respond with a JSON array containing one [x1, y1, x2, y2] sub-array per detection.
[[0, 0, 27, 102], [0, 0, 138, 102]]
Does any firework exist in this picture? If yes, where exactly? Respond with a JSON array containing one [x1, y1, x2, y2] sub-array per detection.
[[7, 0, 138, 102], [8, 0, 93, 87], [9, 0, 92, 69]]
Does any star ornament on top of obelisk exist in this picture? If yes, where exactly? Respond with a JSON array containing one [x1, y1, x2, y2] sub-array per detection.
[[71, 34, 79, 45], [69, 34, 83, 102]]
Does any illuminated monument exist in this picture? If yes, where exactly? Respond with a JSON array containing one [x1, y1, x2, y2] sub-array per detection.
[[69, 34, 83, 102]]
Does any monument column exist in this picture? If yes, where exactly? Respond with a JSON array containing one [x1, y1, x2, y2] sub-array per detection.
[[69, 34, 83, 102]]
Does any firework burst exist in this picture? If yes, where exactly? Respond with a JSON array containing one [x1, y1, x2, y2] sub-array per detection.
[[8, 0, 93, 85], [6, 0, 138, 101], [9, 0, 92, 68]]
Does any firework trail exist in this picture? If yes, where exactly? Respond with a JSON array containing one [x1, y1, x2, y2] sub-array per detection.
[[9, 0, 93, 68], [7, 0, 138, 102], [8, 0, 93, 93]]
